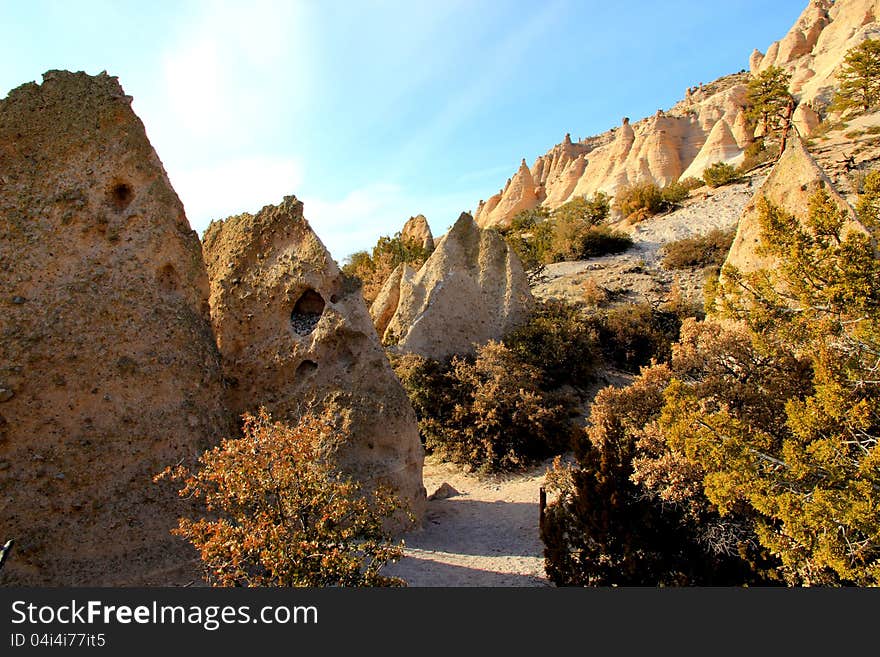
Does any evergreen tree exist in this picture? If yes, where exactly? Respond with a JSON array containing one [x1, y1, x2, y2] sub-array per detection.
[[745, 66, 793, 140], [833, 38, 880, 115]]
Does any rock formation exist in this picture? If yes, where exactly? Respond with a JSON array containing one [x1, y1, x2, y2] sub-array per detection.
[[202, 197, 425, 523], [753, 0, 880, 109], [381, 213, 533, 360], [474, 75, 752, 228], [0, 71, 229, 585], [475, 159, 541, 228], [401, 214, 434, 251], [370, 262, 415, 337], [474, 0, 880, 229], [724, 137, 865, 275], [679, 119, 744, 181]]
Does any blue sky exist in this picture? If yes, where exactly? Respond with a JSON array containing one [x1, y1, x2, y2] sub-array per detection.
[[1, 0, 806, 261]]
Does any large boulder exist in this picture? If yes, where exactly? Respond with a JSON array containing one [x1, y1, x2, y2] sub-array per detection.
[[0, 71, 229, 585], [382, 212, 533, 360], [202, 197, 425, 524]]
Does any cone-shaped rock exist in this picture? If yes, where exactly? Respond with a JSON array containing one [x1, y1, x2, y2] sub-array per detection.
[[202, 197, 425, 523], [0, 71, 229, 585], [401, 214, 434, 251], [724, 137, 865, 275], [383, 213, 533, 360], [476, 159, 539, 228], [680, 119, 744, 180]]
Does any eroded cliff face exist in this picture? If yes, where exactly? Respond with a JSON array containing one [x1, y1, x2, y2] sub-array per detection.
[[381, 213, 533, 360], [475, 0, 880, 229], [752, 0, 880, 109], [475, 75, 753, 228], [203, 197, 426, 525], [0, 71, 229, 585]]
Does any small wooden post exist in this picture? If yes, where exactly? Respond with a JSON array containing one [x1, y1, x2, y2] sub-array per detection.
[[539, 486, 547, 525]]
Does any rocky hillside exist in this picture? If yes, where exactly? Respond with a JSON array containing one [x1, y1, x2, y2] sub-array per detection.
[[474, 0, 880, 230]]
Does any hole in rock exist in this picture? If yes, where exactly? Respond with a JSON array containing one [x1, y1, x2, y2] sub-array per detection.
[[296, 360, 318, 377], [109, 182, 134, 211], [290, 289, 325, 336], [157, 264, 180, 294]]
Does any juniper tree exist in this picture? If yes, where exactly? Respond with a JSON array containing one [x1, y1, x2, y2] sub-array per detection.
[[745, 66, 793, 141]]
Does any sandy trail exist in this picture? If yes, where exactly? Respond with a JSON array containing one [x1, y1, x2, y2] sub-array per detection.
[[385, 455, 554, 587]]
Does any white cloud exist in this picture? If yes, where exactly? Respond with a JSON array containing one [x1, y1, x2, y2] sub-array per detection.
[[169, 155, 304, 231]]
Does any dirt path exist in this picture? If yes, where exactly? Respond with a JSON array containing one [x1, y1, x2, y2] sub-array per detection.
[[385, 455, 554, 587]]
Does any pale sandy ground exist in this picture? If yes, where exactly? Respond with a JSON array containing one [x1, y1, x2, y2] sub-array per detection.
[[384, 371, 632, 588], [384, 454, 554, 587]]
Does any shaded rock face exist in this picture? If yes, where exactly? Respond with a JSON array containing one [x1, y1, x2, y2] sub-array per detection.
[[202, 197, 425, 524], [401, 214, 434, 251], [680, 119, 744, 180], [382, 213, 533, 360], [0, 71, 229, 585], [724, 137, 865, 275]]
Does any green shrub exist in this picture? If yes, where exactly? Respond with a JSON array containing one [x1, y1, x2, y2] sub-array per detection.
[[678, 177, 704, 192], [541, 342, 784, 586], [504, 299, 599, 388], [501, 196, 629, 266], [392, 344, 574, 472], [738, 139, 777, 172], [614, 182, 665, 220], [541, 365, 715, 586], [553, 193, 610, 227], [586, 302, 691, 372], [547, 223, 633, 262], [501, 207, 552, 270], [660, 181, 690, 207], [507, 206, 551, 232], [614, 179, 700, 220], [661, 228, 736, 270], [702, 162, 741, 188]]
